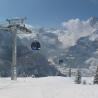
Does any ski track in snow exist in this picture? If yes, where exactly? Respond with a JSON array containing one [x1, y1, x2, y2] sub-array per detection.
[[0, 77, 98, 98]]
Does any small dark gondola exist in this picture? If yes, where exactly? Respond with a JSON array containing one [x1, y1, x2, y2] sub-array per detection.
[[59, 59, 63, 64], [31, 40, 41, 50]]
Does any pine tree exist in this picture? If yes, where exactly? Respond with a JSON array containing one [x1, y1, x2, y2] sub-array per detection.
[[69, 67, 71, 77], [93, 66, 98, 84], [75, 69, 81, 84]]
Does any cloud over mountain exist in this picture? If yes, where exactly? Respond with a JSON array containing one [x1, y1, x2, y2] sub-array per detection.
[[60, 18, 95, 48]]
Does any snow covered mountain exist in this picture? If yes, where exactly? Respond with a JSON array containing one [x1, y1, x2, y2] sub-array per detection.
[[0, 17, 98, 76]]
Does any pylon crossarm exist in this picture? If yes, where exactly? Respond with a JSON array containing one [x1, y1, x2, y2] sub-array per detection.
[[6, 17, 26, 25], [0, 25, 32, 34], [16, 25, 32, 34], [0, 27, 11, 32]]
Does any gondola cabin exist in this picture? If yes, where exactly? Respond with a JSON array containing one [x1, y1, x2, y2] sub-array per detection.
[[59, 59, 63, 64], [31, 40, 41, 50]]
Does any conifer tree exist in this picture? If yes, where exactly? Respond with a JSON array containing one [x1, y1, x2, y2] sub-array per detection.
[[69, 67, 71, 77], [93, 66, 98, 84], [75, 69, 81, 84]]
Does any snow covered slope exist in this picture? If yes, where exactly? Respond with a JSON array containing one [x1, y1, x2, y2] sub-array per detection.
[[0, 77, 98, 98]]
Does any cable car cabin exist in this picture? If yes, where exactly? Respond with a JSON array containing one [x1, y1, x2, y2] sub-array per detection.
[[31, 41, 41, 50], [59, 59, 63, 64]]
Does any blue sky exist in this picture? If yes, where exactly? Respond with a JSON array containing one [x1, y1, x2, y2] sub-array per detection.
[[0, 0, 98, 27]]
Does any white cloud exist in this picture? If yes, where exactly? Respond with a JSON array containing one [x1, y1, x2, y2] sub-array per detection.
[[58, 18, 95, 48], [62, 18, 94, 37]]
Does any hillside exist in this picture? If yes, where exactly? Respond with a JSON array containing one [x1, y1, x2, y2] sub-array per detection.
[[0, 17, 98, 76]]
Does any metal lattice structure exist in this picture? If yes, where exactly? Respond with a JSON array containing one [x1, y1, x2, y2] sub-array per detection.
[[0, 17, 32, 80]]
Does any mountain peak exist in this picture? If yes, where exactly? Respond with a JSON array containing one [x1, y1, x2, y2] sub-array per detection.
[[89, 16, 98, 27]]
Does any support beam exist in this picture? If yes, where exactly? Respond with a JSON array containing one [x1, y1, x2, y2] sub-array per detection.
[[11, 31, 17, 80]]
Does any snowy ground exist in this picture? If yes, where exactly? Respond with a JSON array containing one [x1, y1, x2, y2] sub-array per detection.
[[0, 76, 98, 98]]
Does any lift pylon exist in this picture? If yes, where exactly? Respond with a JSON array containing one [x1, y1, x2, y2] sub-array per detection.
[[0, 17, 32, 80]]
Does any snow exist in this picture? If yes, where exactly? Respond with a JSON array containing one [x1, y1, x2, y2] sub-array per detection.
[[0, 76, 98, 98]]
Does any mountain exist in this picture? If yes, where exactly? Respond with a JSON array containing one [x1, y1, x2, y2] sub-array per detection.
[[0, 31, 60, 77], [0, 17, 98, 76]]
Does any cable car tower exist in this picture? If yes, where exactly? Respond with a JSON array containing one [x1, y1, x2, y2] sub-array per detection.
[[0, 17, 32, 80]]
